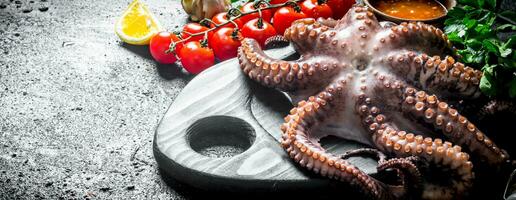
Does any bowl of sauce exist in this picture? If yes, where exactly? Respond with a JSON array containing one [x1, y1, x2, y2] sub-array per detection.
[[364, 0, 454, 23]]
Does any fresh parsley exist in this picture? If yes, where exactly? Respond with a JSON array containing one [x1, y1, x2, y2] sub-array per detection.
[[444, 0, 516, 98]]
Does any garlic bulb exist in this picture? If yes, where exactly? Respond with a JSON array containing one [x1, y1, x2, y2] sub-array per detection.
[[182, 0, 231, 21]]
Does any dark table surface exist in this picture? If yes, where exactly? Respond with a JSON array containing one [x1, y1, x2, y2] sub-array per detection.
[[0, 0, 195, 199], [1, 0, 515, 199]]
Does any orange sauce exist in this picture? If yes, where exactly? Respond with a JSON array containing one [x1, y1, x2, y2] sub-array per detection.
[[373, 0, 446, 20]]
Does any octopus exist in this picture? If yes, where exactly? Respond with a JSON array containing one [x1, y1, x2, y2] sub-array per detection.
[[237, 5, 510, 200]]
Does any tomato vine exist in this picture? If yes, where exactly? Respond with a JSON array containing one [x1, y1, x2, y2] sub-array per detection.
[[167, 0, 304, 54]]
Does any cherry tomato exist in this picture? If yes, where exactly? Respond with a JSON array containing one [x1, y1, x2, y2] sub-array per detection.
[[241, 18, 278, 48], [211, 12, 244, 29], [268, 0, 289, 13], [149, 31, 183, 64], [178, 41, 215, 74], [209, 27, 242, 61], [326, 0, 354, 19], [300, 0, 333, 19], [240, 2, 273, 24], [269, 0, 289, 4], [181, 23, 212, 44], [272, 7, 307, 35]]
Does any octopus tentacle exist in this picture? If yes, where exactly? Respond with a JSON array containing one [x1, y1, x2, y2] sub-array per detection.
[[401, 88, 509, 165], [358, 102, 474, 199], [355, 75, 475, 199], [376, 22, 453, 56], [264, 35, 289, 49], [377, 156, 423, 197], [375, 52, 482, 98], [284, 18, 335, 54], [478, 100, 516, 119], [238, 38, 340, 91], [420, 56, 482, 98], [280, 80, 396, 199], [341, 148, 424, 196], [341, 148, 387, 163], [316, 17, 338, 28], [377, 125, 473, 199]]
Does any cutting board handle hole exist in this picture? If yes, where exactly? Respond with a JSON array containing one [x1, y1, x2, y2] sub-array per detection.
[[187, 116, 256, 158]]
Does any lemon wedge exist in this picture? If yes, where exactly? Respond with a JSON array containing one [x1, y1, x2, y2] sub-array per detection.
[[115, 0, 163, 45]]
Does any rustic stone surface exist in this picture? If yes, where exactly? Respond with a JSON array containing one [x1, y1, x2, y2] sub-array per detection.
[[0, 0, 192, 199]]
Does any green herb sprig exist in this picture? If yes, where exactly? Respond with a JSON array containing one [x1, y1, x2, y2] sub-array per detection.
[[444, 0, 516, 98]]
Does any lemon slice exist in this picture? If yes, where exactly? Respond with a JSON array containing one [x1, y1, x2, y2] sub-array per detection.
[[115, 0, 163, 45]]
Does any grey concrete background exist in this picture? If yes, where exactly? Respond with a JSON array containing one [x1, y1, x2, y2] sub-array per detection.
[[1, 0, 515, 199], [0, 0, 194, 199]]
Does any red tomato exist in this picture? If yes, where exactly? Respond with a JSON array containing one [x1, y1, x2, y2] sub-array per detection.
[[326, 0, 354, 19], [300, 0, 333, 19], [178, 41, 215, 74], [272, 7, 307, 35], [241, 18, 278, 48], [269, 0, 289, 4], [211, 12, 244, 29], [209, 27, 242, 61], [149, 31, 183, 64], [180, 23, 212, 44], [240, 2, 273, 24], [268, 0, 289, 13]]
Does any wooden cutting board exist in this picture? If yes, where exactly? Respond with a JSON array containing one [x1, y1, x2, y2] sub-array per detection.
[[153, 45, 378, 193]]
